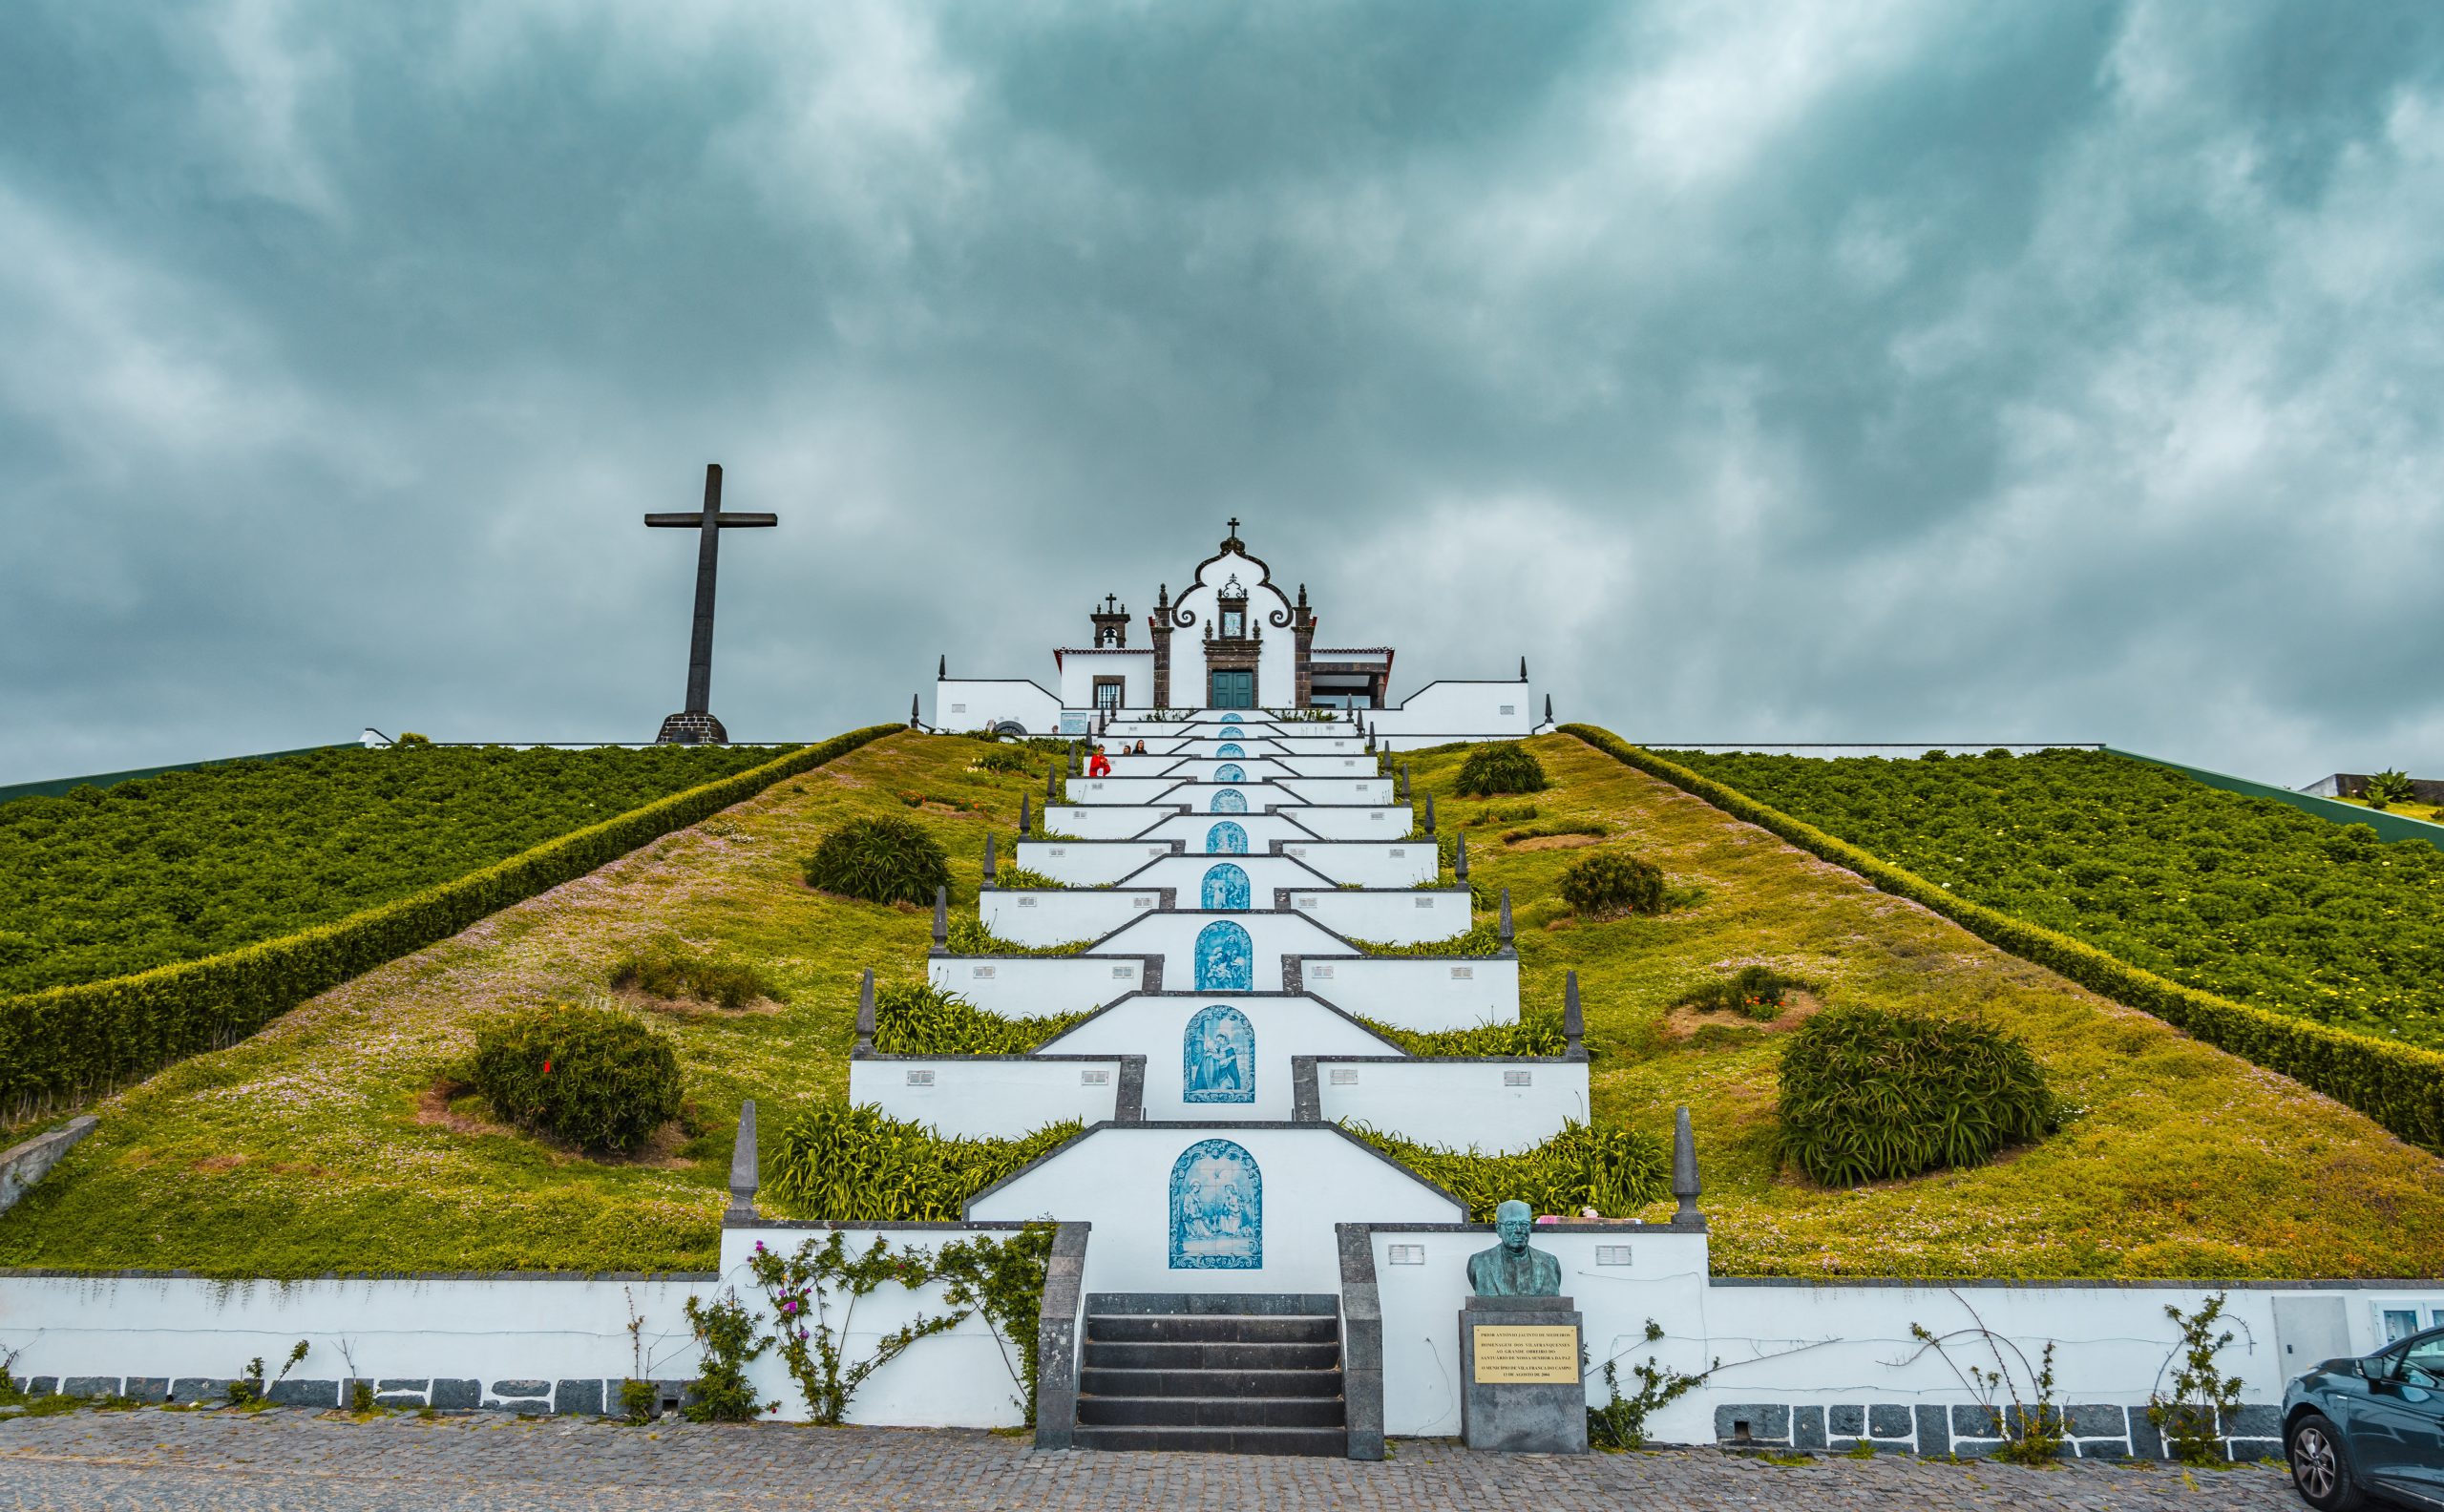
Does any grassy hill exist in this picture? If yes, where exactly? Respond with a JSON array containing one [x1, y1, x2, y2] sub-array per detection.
[[3, 730, 2439, 1279], [1656, 747, 2444, 1050]]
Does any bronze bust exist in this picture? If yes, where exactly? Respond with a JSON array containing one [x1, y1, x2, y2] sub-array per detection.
[[1466, 1199, 1562, 1296]]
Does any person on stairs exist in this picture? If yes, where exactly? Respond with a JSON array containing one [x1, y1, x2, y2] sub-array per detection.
[[1087, 745, 1113, 778]]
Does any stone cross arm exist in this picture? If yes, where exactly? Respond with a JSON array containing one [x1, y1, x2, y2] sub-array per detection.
[[643, 510, 778, 528]]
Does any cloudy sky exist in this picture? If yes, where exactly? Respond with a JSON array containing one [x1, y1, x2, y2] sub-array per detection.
[[5, 0, 2440, 787]]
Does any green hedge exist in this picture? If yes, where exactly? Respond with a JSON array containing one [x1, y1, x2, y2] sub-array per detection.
[[1562, 724, 2444, 1155], [0, 725, 901, 1105]]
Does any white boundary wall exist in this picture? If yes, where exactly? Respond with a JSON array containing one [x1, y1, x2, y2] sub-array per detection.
[[849, 1057, 1131, 1137], [1042, 996, 1400, 1122], [1305, 956, 1520, 1031], [1316, 1060, 1587, 1152], [1288, 888, 1473, 944]]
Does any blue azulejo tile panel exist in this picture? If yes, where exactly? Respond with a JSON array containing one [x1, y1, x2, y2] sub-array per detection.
[[1210, 788, 1248, 813], [1183, 1004, 1255, 1103], [1200, 862, 1251, 910], [1194, 920, 1254, 991], [1170, 1138, 1261, 1270], [1206, 821, 1249, 854]]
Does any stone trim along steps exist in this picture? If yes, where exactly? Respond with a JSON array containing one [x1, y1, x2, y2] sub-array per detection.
[[1071, 1293, 1347, 1456]]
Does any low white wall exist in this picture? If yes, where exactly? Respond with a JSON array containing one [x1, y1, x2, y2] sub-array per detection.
[[1090, 910, 1357, 988], [1272, 840, 1440, 888], [1371, 681, 1537, 743], [1279, 806, 1416, 840], [1275, 777, 1396, 806], [1105, 758, 1298, 783], [1042, 995, 1401, 1120], [1367, 1227, 2444, 1449], [848, 1057, 1130, 1138], [937, 680, 1063, 735], [1369, 1226, 1710, 1439], [1055, 652, 1155, 710], [1317, 1059, 1587, 1152], [1064, 777, 1192, 806], [1043, 805, 1171, 840], [1094, 853, 1340, 899], [971, 1126, 1464, 1295], [716, 1225, 1043, 1426], [0, 1272, 710, 1411], [1287, 888, 1473, 945], [929, 955, 1149, 1018], [1018, 839, 1179, 886], [980, 888, 1163, 946], [1305, 955, 1520, 1031], [1143, 812, 1339, 853]]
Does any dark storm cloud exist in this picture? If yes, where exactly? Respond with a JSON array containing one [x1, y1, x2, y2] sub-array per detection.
[[3, 0, 2440, 784]]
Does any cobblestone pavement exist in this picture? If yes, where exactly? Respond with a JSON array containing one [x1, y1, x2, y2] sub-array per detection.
[[0, 1408, 2300, 1511]]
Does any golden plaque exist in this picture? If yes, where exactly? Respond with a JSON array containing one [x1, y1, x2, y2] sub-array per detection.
[[1471, 1324, 1579, 1384]]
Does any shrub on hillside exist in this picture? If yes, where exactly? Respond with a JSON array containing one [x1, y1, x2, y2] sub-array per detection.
[[873, 981, 1091, 1055], [969, 745, 1037, 776], [1561, 852, 1666, 917], [801, 815, 951, 905], [1456, 743, 1549, 796], [470, 1003, 684, 1152], [764, 1102, 1079, 1220], [1680, 965, 1807, 1020], [609, 945, 780, 1009], [2365, 769, 2417, 809], [1776, 1005, 2054, 1186], [1344, 1121, 1667, 1219]]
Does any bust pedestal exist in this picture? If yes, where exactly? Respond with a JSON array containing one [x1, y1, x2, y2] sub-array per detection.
[[1458, 1294, 1589, 1453]]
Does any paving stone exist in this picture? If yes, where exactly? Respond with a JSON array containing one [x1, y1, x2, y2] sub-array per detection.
[[60, 1376, 120, 1399], [2078, 1439, 2133, 1460], [1915, 1404, 1949, 1457], [1792, 1404, 1827, 1451], [1715, 1403, 1790, 1443], [168, 1378, 229, 1405], [555, 1379, 604, 1417], [2228, 1438, 2284, 1460], [2220, 1404, 2282, 1438], [124, 1377, 170, 1403], [1828, 1404, 1865, 1437], [268, 1378, 340, 1409], [1950, 1404, 2004, 1438], [0, 1411, 2302, 1511], [1868, 1403, 1913, 1439]]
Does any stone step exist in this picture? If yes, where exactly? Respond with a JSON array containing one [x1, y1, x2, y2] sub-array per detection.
[[1076, 1394, 1346, 1429], [1081, 1339, 1341, 1372], [1077, 1367, 1344, 1400], [1070, 1425, 1349, 1456], [1085, 1313, 1338, 1346]]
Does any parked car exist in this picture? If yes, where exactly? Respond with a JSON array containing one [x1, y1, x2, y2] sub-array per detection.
[[2284, 1325, 2444, 1509]]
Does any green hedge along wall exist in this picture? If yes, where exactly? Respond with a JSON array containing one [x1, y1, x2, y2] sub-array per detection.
[[0, 725, 902, 1108], [1561, 724, 2444, 1155]]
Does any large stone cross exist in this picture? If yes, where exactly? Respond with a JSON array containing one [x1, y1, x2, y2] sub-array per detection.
[[645, 463, 777, 743]]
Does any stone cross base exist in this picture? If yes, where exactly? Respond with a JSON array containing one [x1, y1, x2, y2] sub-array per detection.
[[1458, 1295, 1589, 1454], [655, 711, 729, 745]]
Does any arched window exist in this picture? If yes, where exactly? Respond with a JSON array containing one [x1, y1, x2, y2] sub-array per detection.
[[1169, 1138, 1261, 1269], [1211, 788, 1248, 813], [1201, 862, 1251, 911], [1183, 1005, 1255, 1104], [1206, 821, 1249, 854], [1194, 919, 1254, 991]]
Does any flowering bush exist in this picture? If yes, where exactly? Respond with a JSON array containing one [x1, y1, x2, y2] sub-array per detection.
[[469, 1003, 683, 1152]]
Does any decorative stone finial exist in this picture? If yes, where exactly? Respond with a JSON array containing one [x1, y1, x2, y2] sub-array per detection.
[[1466, 1199, 1561, 1296], [1543, 693, 1553, 724], [938, 654, 946, 679], [1498, 887, 1514, 956], [1046, 762, 1059, 803], [1519, 656, 1528, 682], [726, 1099, 760, 1221], [1673, 1106, 1702, 1224], [1398, 762, 1410, 800], [1423, 794, 1437, 835], [1019, 791, 1032, 836], [981, 833, 998, 889], [1563, 970, 1584, 1059], [930, 886, 948, 956], [853, 969, 875, 1057], [910, 694, 921, 729], [1455, 830, 1469, 881]]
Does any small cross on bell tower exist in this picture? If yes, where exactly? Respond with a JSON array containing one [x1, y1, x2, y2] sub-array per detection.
[[1089, 593, 1129, 649]]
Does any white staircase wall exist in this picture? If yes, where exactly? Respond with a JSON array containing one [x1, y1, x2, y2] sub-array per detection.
[[1316, 1059, 1589, 1152], [1284, 888, 1474, 945], [849, 1057, 1132, 1138], [1018, 839, 1180, 886], [1041, 996, 1402, 1121], [1304, 956, 1520, 1031], [930, 955, 1150, 1017], [979, 888, 1165, 947]]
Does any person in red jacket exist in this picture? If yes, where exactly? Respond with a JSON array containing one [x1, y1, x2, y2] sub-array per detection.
[[1087, 746, 1113, 778]]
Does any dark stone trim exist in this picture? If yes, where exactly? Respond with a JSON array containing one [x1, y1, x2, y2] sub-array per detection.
[[1291, 1057, 1320, 1121], [1034, 1222, 1091, 1451], [1337, 1224, 1386, 1460], [1116, 1057, 1146, 1123]]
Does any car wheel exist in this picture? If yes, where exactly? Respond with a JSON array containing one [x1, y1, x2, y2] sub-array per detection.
[[2286, 1413, 2366, 1511]]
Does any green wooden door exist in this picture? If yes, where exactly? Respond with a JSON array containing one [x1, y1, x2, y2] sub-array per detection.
[[1210, 669, 1255, 708]]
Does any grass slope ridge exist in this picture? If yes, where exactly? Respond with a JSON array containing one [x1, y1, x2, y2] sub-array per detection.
[[1566, 725, 2444, 1154], [0, 727, 900, 1108]]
